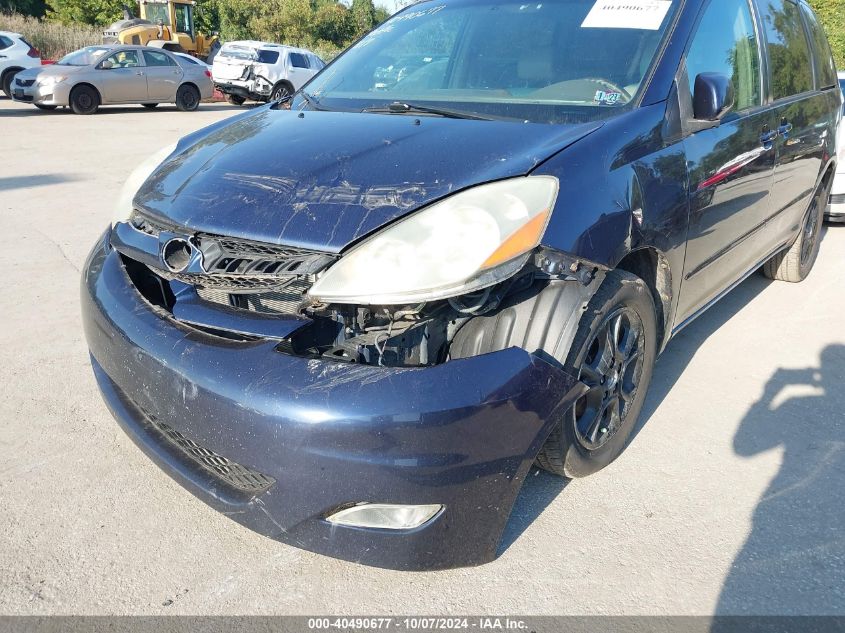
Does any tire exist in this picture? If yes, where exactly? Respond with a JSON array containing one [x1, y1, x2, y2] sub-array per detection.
[[450, 270, 658, 478], [226, 94, 246, 106], [762, 178, 829, 282], [175, 84, 200, 112], [34, 103, 58, 111], [536, 270, 657, 477], [2, 70, 19, 98], [142, 103, 158, 109], [270, 82, 292, 103], [69, 85, 100, 115]]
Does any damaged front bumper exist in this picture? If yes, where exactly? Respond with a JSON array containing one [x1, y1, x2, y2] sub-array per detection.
[[81, 231, 583, 570], [214, 76, 272, 101]]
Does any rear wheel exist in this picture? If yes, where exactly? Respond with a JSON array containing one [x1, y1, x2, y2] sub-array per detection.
[[762, 178, 828, 282], [142, 103, 159, 109], [226, 94, 246, 106], [2, 70, 20, 98], [69, 85, 99, 115], [271, 82, 292, 102], [34, 103, 58, 111], [175, 84, 200, 111]]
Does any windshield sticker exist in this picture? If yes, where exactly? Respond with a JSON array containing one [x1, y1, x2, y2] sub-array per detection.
[[581, 0, 672, 30], [594, 90, 622, 105]]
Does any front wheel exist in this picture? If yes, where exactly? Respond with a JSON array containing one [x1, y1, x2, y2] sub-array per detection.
[[449, 270, 657, 478], [536, 270, 657, 477], [69, 85, 100, 115], [175, 84, 200, 112]]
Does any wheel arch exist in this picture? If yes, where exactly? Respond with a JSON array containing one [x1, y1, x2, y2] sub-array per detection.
[[615, 246, 673, 352], [70, 82, 102, 102], [1, 66, 24, 79], [1, 66, 24, 87], [273, 79, 295, 95]]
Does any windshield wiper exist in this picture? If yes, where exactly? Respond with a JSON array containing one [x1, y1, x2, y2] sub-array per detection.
[[299, 91, 330, 111], [362, 101, 495, 121]]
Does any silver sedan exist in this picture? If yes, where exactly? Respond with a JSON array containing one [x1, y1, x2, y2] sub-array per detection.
[[11, 45, 213, 114]]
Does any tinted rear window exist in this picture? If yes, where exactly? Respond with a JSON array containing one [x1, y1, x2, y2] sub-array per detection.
[[257, 50, 279, 64], [288, 52, 309, 68], [759, 0, 814, 99]]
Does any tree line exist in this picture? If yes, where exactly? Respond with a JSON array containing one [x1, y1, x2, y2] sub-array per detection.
[[0, 0, 393, 58], [1, 0, 843, 68]]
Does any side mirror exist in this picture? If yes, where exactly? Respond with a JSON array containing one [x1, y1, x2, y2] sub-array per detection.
[[693, 72, 735, 121], [99, 60, 114, 70]]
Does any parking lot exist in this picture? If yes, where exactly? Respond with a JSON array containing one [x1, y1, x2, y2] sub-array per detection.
[[1, 96, 844, 615]]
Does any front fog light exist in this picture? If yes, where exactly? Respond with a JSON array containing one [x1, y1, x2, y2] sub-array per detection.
[[326, 503, 443, 530]]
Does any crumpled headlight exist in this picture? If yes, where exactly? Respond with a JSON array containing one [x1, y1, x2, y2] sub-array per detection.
[[112, 143, 177, 227], [308, 176, 558, 305]]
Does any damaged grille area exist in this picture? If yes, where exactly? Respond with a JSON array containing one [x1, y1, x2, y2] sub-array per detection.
[[197, 279, 312, 315], [129, 211, 334, 312], [151, 416, 276, 494]]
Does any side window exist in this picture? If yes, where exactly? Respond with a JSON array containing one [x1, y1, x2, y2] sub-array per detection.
[[685, 0, 762, 113], [0, 36, 11, 50], [288, 53, 310, 69], [759, 0, 814, 99], [103, 50, 141, 68], [143, 51, 176, 67], [257, 50, 280, 64], [800, 4, 837, 89]]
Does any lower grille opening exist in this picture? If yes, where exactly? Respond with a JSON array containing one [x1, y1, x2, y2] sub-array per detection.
[[196, 279, 312, 315], [150, 416, 276, 495]]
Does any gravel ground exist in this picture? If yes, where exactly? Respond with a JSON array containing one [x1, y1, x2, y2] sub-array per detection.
[[1, 97, 844, 615]]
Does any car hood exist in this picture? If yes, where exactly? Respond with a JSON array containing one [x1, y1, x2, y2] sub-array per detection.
[[137, 107, 601, 253], [16, 64, 86, 80]]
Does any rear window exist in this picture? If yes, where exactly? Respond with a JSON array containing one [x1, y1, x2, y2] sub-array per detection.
[[257, 50, 279, 64], [143, 50, 176, 67], [221, 46, 256, 61], [800, 4, 837, 89], [759, 0, 814, 99], [288, 52, 309, 68]]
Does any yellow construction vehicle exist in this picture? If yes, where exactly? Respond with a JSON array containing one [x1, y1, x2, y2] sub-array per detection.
[[103, 1, 220, 62]]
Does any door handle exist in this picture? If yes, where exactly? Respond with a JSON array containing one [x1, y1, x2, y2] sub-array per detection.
[[760, 128, 778, 149], [778, 120, 793, 139]]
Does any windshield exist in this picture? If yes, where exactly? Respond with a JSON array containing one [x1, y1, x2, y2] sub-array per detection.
[[300, 0, 679, 124], [57, 46, 111, 66]]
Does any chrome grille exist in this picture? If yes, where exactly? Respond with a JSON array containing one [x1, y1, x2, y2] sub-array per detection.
[[130, 210, 333, 298]]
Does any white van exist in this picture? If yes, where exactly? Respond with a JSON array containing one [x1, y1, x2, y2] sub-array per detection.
[[211, 41, 324, 105]]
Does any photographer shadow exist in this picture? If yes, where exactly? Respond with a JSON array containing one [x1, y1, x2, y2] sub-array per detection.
[[715, 343, 845, 616]]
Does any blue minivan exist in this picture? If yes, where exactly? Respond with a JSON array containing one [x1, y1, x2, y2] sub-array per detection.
[[82, 0, 842, 569]]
